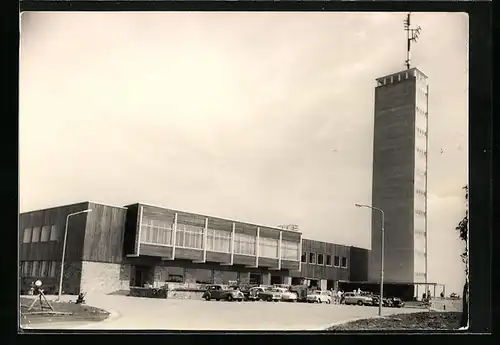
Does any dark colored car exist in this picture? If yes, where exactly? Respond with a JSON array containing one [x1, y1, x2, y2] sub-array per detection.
[[371, 295, 391, 307], [247, 287, 266, 301], [387, 297, 405, 308], [202, 284, 245, 301], [372, 295, 404, 308]]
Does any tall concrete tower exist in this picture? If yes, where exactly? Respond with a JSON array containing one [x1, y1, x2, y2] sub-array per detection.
[[369, 67, 429, 286]]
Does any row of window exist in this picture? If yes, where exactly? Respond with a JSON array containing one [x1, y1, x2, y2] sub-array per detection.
[[416, 189, 426, 197], [20, 260, 58, 278], [415, 230, 426, 237], [416, 148, 427, 156], [140, 221, 300, 260], [417, 87, 428, 98], [22, 226, 60, 244], [415, 209, 427, 216], [416, 168, 427, 177], [416, 105, 428, 117], [300, 252, 348, 268], [416, 127, 427, 137]]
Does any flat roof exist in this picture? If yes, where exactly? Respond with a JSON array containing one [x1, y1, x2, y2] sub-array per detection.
[[135, 202, 302, 235], [375, 67, 428, 83], [20, 201, 128, 214]]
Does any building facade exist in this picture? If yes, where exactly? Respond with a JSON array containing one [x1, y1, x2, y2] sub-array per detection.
[[370, 67, 429, 285], [19, 201, 369, 295]]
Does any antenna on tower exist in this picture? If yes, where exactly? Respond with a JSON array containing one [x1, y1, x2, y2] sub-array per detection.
[[404, 12, 422, 70]]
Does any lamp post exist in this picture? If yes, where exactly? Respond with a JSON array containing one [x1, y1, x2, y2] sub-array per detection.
[[355, 203, 385, 317], [57, 209, 92, 301]]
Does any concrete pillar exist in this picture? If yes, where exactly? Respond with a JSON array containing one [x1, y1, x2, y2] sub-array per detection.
[[334, 280, 339, 291], [262, 272, 271, 286], [320, 279, 327, 291], [283, 276, 292, 286]]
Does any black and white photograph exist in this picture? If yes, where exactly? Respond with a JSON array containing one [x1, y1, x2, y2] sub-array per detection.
[[19, 11, 470, 331]]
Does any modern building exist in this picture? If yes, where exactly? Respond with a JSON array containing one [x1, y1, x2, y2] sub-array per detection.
[[19, 201, 369, 295], [369, 67, 429, 289]]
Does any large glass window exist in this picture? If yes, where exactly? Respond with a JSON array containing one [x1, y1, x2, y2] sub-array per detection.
[[22, 228, 32, 243], [334, 256, 340, 267], [234, 233, 256, 255], [32, 261, 39, 277], [259, 237, 278, 258], [31, 227, 41, 242], [22, 261, 29, 276], [341, 257, 348, 268], [309, 252, 316, 264], [40, 226, 51, 242], [176, 223, 203, 249], [281, 240, 299, 260], [49, 261, 57, 277], [49, 225, 59, 241], [206, 229, 231, 253], [140, 219, 173, 246], [39, 261, 49, 277]]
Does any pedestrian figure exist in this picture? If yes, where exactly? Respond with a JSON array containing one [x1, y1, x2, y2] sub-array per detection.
[[340, 290, 345, 304], [440, 291, 444, 299], [337, 290, 342, 304]]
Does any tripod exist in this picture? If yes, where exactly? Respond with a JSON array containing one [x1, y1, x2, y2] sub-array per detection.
[[27, 288, 54, 312]]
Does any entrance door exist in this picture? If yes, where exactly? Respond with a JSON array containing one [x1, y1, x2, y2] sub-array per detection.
[[249, 273, 261, 285], [133, 266, 153, 287]]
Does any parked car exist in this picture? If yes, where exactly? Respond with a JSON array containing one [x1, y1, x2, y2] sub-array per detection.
[[343, 292, 373, 306], [387, 297, 405, 308], [306, 290, 332, 304], [450, 293, 460, 300], [371, 294, 391, 307], [247, 286, 266, 301], [278, 288, 298, 302], [202, 284, 245, 301], [289, 285, 310, 303], [258, 287, 283, 302], [230, 284, 255, 301]]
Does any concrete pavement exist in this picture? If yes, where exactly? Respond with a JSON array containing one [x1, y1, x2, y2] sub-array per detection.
[[23, 293, 424, 331]]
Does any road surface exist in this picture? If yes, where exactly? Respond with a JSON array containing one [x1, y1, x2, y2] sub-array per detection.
[[24, 294, 423, 331]]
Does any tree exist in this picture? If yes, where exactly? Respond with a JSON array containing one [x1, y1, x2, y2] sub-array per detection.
[[455, 185, 468, 328]]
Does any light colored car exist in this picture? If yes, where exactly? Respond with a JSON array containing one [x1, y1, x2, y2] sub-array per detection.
[[306, 290, 332, 304], [277, 288, 298, 302], [343, 292, 373, 306], [258, 287, 283, 302]]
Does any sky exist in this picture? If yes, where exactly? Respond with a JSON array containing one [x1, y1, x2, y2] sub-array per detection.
[[19, 11, 468, 294]]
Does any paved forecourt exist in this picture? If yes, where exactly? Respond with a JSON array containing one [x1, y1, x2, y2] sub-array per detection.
[[27, 294, 423, 331]]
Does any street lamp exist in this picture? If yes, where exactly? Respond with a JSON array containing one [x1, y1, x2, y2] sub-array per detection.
[[57, 209, 92, 301], [355, 203, 385, 317]]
